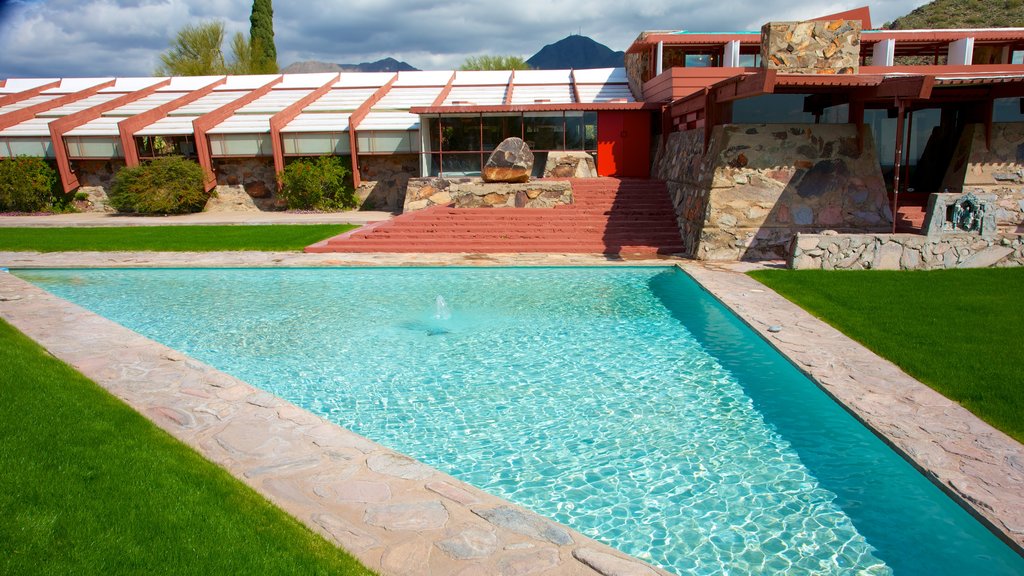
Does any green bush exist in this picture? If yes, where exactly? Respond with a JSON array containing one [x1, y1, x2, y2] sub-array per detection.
[[0, 156, 60, 212], [109, 156, 208, 214], [278, 156, 356, 210]]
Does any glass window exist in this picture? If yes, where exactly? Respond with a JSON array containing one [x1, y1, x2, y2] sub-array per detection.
[[584, 112, 597, 150], [994, 97, 1024, 122], [482, 115, 521, 150], [1012, 50, 1024, 65], [738, 53, 761, 67], [731, 94, 816, 123], [65, 137, 122, 158], [565, 112, 584, 150], [441, 153, 481, 175], [424, 116, 440, 152], [820, 103, 850, 124], [209, 134, 271, 156], [442, 116, 480, 152], [523, 112, 564, 151], [685, 53, 719, 67], [1, 138, 53, 158]]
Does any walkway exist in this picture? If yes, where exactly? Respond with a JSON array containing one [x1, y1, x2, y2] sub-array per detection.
[[0, 210, 393, 228]]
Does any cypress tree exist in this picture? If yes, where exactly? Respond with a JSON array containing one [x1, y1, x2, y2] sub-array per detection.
[[249, 0, 277, 70]]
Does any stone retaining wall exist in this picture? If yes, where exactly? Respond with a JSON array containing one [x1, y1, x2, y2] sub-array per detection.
[[73, 159, 124, 212], [942, 122, 1024, 229], [404, 178, 573, 212], [214, 157, 280, 211], [654, 124, 891, 260], [761, 19, 861, 74], [790, 231, 1024, 269], [357, 154, 419, 212]]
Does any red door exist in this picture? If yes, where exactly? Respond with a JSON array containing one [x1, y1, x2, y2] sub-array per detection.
[[597, 111, 651, 177]]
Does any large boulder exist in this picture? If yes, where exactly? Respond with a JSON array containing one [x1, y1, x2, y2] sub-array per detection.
[[482, 137, 533, 183]]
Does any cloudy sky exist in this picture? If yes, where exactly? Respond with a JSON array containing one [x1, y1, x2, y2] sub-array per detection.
[[0, 0, 927, 79]]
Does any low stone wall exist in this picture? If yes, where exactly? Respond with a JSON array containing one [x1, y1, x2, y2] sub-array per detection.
[[653, 124, 891, 260], [357, 154, 418, 212], [73, 159, 124, 212], [790, 231, 1024, 270], [942, 123, 1024, 229], [543, 151, 597, 178], [213, 157, 280, 210], [404, 178, 573, 212]]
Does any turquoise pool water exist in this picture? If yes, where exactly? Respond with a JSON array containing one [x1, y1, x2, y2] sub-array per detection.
[[17, 267, 1023, 575]]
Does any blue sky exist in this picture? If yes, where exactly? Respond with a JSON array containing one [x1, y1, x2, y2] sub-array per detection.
[[0, 0, 927, 78]]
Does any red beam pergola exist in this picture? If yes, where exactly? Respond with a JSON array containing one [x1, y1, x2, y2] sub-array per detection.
[[346, 73, 398, 187], [0, 79, 116, 131], [118, 77, 227, 167], [0, 80, 62, 108], [193, 76, 283, 192], [49, 79, 172, 193], [269, 73, 340, 180]]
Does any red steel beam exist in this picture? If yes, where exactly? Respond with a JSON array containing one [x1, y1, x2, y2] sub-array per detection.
[[0, 79, 116, 131], [118, 77, 227, 167], [504, 70, 515, 105], [429, 72, 457, 107], [193, 76, 283, 192], [49, 79, 172, 193], [569, 69, 582, 103], [269, 73, 340, 179], [347, 73, 398, 188], [0, 79, 61, 108]]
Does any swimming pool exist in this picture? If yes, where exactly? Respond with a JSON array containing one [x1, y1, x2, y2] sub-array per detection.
[[17, 266, 1024, 575]]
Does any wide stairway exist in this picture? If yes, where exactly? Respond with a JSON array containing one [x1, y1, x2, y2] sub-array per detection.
[[307, 178, 685, 255], [892, 192, 931, 233]]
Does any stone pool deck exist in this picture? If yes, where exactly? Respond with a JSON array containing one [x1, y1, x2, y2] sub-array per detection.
[[0, 250, 1021, 572]]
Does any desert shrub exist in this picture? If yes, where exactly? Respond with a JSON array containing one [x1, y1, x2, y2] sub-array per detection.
[[278, 156, 356, 210], [109, 156, 208, 214], [0, 156, 60, 212]]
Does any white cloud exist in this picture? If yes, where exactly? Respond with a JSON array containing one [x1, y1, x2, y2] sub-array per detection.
[[0, 0, 927, 78]]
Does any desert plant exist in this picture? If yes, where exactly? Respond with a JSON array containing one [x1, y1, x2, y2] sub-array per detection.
[[0, 156, 60, 212], [278, 156, 356, 210], [108, 156, 208, 214]]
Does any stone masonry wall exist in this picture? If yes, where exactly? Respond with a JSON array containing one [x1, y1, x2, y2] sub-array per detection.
[[942, 123, 1024, 229], [214, 157, 280, 211], [73, 159, 125, 212], [761, 20, 861, 74], [791, 232, 1024, 270], [357, 154, 419, 212], [404, 177, 573, 212], [654, 124, 891, 260]]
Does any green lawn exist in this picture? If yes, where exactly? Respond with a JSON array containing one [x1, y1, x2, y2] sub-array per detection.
[[748, 268, 1024, 444], [0, 224, 356, 252], [0, 319, 373, 575]]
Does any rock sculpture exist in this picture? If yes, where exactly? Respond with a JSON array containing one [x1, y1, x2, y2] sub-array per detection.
[[483, 137, 534, 183]]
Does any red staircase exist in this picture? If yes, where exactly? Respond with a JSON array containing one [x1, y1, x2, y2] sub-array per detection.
[[307, 178, 685, 255], [892, 192, 931, 233]]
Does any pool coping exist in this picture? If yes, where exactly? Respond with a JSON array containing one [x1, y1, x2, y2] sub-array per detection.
[[1, 251, 1021, 567]]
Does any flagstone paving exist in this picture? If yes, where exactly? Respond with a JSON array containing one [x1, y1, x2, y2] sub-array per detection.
[[1, 250, 1021, 569]]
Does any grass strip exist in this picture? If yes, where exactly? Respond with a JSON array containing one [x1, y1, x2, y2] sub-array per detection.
[[749, 268, 1024, 444], [0, 224, 356, 252], [0, 318, 373, 575]]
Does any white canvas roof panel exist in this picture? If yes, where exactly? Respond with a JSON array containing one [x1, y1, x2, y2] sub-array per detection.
[[0, 94, 60, 115], [0, 117, 57, 137], [101, 77, 166, 92], [103, 91, 186, 116], [374, 86, 444, 109], [36, 93, 121, 117], [0, 78, 60, 93], [573, 68, 628, 83], [217, 75, 281, 90], [207, 114, 274, 134], [513, 70, 573, 85], [278, 73, 338, 89], [44, 78, 114, 94], [235, 89, 313, 114], [160, 76, 224, 91], [135, 116, 197, 136], [303, 88, 377, 112], [577, 84, 634, 103], [169, 91, 249, 115], [394, 70, 452, 87], [66, 116, 123, 136], [334, 73, 394, 88], [360, 111, 419, 130], [443, 85, 507, 106], [453, 70, 511, 86], [282, 112, 351, 133], [510, 85, 574, 104]]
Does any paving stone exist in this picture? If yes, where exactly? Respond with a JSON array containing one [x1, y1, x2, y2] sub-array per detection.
[[496, 548, 562, 576], [367, 452, 435, 480], [474, 506, 573, 546], [573, 547, 659, 576], [365, 501, 450, 531], [427, 480, 481, 506], [312, 513, 381, 551], [437, 526, 499, 559], [323, 480, 392, 503]]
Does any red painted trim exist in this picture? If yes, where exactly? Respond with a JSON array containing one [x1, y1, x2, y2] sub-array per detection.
[[0, 80, 61, 108], [504, 70, 515, 105], [117, 77, 227, 167], [269, 73, 340, 180], [0, 79, 116, 131], [429, 72, 457, 108], [410, 102, 651, 114], [347, 73, 398, 188], [193, 75, 283, 192], [49, 79, 171, 193], [811, 6, 872, 30], [569, 69, 582, 103]]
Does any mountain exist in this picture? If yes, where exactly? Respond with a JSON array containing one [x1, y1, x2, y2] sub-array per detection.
[[282, 57, 419, 74], [526, 35, 625, 70], [886, 0, 1024, 29]]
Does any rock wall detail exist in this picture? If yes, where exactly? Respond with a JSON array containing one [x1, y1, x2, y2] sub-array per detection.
[[761, 20, 861, 74], [357, 154, 419, 212], [404, 178, 573, 212], [543, 152, 597, 178], [791, 232, 1024, 270], [654, 124, 891, 260], [214, 157, 280, 210], [942, 123, 1024, 229], [72, 159, 125, 213]]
